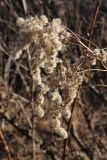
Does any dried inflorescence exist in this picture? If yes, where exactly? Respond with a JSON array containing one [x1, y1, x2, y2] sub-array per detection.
[[13, 15, 85, 139], [14, 15, 83, 138], [7, 15, 107, 139], [90, 48, 107, 65]]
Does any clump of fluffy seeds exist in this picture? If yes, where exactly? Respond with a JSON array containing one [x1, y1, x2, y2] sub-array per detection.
[[35, 106, 45, 118], [55, 127, 68, 139], [16, 17, 25, 27], [50, 89, 62, 105], [15, 15, 85, 139], [90, 48, 107, 65], [51, 118, 68, 139]]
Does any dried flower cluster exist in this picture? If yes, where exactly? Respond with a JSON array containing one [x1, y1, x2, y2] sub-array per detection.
[[9, 15, 107, 138], [11, 15, 85, 139], [14, 15, 85, 138], [90, 48, 107, 65], [3, 15, 107, 139]]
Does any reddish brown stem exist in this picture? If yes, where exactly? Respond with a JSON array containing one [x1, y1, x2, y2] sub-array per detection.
[[0, 129, 13, 160], [88, 0, 102, 48]]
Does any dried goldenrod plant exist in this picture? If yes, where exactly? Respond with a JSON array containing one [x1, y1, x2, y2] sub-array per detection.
[[1, 15, 107, 140]]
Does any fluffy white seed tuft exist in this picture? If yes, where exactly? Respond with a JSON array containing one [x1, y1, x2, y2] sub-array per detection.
[[50, 89, 62, 105], [35, 106, 44, 118], [55, 127, 68, 139], [62, 106, 71, 119], [16, 17, 25, 27]]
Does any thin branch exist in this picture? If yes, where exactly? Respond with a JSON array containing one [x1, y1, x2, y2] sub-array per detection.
[[27, 47, 36, 160], [80, 68, 107, 73], [18, 101, 32, 128], [22, 0, 27, 14], [88, 0, 102, 48], [82, 84, 107, 89], [0, 44, 28, 71], [0, 113, 31, 139], [65, 26, 99, 49], [63, 26, 96, 54], [101, 61, 107, 70], [0, 18, 17, 33], [63, 96, 78, 160], [0, 129, 13, 160]]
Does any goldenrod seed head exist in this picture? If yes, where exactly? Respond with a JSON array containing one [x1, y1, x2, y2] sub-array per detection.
[[35, 106, 44, 118], [62, 106, 71, 119], [50, 89, 62, 104], [16, 17, 25, 27], [40, 15, 48, 24], [55, 127, 68, 139]]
